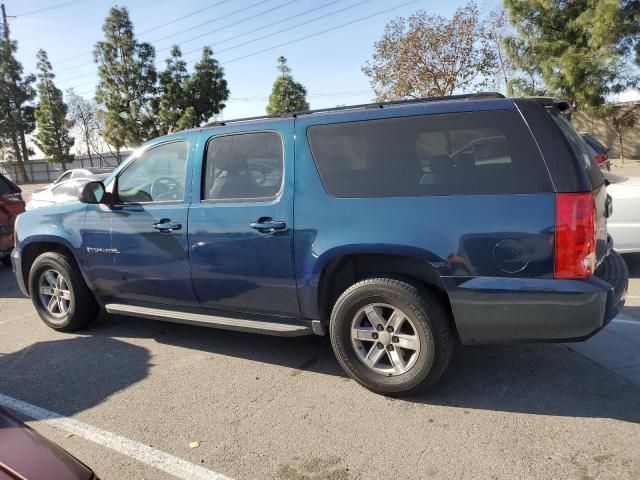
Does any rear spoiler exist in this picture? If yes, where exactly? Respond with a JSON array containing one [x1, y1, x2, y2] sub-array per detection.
[[525, 97, 573, 115]]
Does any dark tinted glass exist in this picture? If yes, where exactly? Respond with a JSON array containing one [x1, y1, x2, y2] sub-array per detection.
[[0, 176, 14, 195], [551, 114, 605, 189], [581, 134, 607, 155], [307, 110, 552, 198], [203, 132, 283, 201]]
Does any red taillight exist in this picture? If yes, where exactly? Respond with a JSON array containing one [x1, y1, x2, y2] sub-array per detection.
[[594, 154, 608, 165], [555, 193, 597, 279]]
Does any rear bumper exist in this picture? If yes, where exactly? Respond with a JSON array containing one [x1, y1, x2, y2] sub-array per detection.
[[446, 251, 628, 344], [11, 248, 28, 297]]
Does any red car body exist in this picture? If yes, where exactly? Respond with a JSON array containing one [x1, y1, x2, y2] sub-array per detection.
[[0, 407, 97, 480], [0, 174, 25, 262]]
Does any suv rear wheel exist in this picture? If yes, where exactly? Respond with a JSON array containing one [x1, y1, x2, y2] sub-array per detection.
[[28, 251, 99, 332], [330, 278, 454, 395]]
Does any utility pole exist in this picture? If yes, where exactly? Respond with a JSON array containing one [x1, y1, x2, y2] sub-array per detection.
[[1, 3, 9, 42]]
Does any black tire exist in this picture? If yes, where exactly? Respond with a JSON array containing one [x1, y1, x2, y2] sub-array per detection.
[[329, 278, 454, 395], [1, 255, 11, 267], [28, 251, 99, 332]]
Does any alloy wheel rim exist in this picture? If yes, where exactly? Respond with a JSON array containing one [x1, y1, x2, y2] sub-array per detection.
[[38, 269, 72, 320], [350, 303, 422, 376]]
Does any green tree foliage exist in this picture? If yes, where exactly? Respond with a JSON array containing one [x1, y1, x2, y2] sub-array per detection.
[[504, 0, 639, 109], [266, 56, 309, 114], [157, 46, 191, 134], [34, 50, 74, 169], [185, 47, 229, 125], [0, 24, 35, 181], [93, 6, 157, 153], [157, 46, 228, 133], [362, 3, 497, 100]]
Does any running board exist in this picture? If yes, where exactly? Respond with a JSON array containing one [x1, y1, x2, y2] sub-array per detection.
[[104, 303, 315, 337]]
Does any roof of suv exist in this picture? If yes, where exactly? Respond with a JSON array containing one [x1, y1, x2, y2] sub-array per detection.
[[155, 94, 570, 150]]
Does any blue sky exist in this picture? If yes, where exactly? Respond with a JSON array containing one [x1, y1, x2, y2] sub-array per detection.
[[5, 0, 501, 120]]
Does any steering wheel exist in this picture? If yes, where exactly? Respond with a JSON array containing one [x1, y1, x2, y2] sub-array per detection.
[[150, 176, 183, 201]]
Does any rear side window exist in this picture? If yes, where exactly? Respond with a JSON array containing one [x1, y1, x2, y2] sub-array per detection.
[[307, 110, 552, 198], [551, 114, 605, 189], [203, 132, 283, 201]]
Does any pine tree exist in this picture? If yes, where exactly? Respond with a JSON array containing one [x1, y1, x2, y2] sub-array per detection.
[[504, 0, 638, 109], [266, 57, 309, 114], [0, 23, 35, 181], [157, 46, 190, 134], [93, 6, 157, 154], [184, 47, 229, 126], [34, 50, 74, 170]]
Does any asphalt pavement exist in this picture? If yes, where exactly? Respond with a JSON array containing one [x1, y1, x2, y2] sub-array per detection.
[[1, 262, 639, 480]]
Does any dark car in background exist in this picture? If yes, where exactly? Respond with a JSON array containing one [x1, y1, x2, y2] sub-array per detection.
[[0, 174, 24, 267], [0, 407, 97, 480], [581, 132, 611, 170]]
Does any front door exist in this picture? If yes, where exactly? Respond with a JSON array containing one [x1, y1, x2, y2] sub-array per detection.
[[188, 123, 299, 317], [83, 139, 197, 306]]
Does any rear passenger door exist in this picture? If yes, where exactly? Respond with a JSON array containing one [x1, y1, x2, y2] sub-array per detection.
[[188, 121, 299, 317]]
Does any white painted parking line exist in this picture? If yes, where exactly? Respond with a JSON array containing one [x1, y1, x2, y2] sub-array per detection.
[[0, 312, 36, 325], [0, 393, 233, 480], [613, 318, 640, 326]]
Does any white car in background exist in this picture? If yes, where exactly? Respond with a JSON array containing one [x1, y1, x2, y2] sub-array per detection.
[[26, 169, 111, 211], [605, 171, 640, 253]]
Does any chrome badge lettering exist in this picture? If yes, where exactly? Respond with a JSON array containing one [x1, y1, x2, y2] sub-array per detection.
[[86, 247, 120, 255]]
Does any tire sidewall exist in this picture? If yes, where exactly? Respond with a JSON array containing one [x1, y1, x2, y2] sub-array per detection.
[[29, 255, 77, 330], [331, 283, 437, 394]]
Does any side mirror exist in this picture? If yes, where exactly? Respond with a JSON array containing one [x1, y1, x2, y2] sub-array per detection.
[[78, 181, 106, 204]]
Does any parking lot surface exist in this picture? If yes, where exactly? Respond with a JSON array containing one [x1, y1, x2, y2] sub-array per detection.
[[1, 260, 640, 480]]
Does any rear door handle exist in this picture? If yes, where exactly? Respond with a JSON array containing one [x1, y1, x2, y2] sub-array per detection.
[[153, 219, 182, 232], [249, 218, 286, 233]]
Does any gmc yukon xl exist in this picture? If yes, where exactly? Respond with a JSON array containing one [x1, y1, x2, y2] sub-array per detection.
[[11, 94, 629, 394]]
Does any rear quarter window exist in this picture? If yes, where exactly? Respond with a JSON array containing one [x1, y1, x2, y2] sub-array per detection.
[[551, 114, 605, 189], [307, 110, 552, 198]]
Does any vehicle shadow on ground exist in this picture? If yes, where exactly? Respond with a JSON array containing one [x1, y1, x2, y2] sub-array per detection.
[[87, 313, 640, 423], [0, 267, 25, 299], [623, 253, 640, 278], [0, 335, 150, 417]]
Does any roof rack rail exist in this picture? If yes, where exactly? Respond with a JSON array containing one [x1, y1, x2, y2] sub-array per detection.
[[203, 92, 505, 128]]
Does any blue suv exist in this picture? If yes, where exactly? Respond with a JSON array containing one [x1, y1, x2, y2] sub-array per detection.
[[11, 94, 628, 394]]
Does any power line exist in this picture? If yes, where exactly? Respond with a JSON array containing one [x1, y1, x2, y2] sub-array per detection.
[[66, 0, 417, 95], [53, 0, 241, 65], [190, 0, 373, 59], [55, 0, 293, 77], [149, 0, 272, 44], [179, 0, 345, 57], [154, 0, 304, 55], [223, 0, 419, 65], [15, 0, 92, 17], [57, 0, 367, 86], [138, 0, 231, 35]]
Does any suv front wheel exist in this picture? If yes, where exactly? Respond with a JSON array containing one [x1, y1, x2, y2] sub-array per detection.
[[330, 278, 454, 395], [28, 251, 99, 332]]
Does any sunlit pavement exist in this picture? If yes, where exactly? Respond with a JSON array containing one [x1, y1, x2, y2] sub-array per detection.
[[565, 253, 640, 387], [1, 265, 640, 480]]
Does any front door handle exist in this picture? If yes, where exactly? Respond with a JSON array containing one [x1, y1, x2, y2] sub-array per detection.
[[249, 218, 286, 234], [153, 219, 182, 232]]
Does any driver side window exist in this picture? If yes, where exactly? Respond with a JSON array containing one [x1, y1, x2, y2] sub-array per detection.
[[117, 141, 189, 203]]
